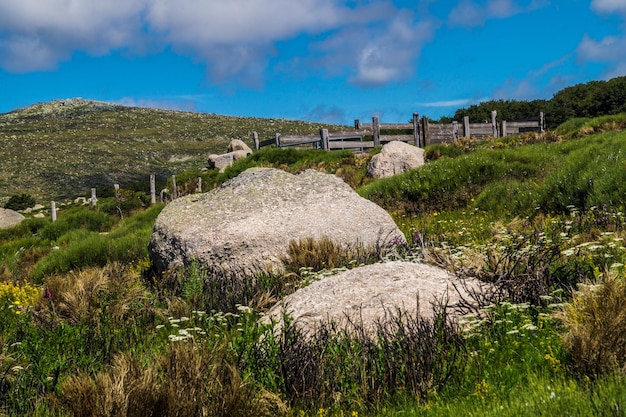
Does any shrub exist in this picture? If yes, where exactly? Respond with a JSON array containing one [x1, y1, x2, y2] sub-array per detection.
[[57, 342, 286, 417], [559, 269, 626, 376], [4, 193, 36, 211], [98, 190, 147, 218], [272, 302, 466, 410], [39, 207, 116, 241]]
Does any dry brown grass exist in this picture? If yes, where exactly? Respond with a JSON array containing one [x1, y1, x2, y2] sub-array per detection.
[[57, 341, 287, 417], [559, 269, 626, 376], [32, 263, 152, 327]]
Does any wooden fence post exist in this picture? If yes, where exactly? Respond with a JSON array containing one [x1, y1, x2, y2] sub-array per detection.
[[197, 177, 202, 193], [452, 121, 459, 140], [274, 133, 281, 148], [501, 120, 507, 137], [91, 188, 97, 207], [372, 116, 380, 147], [171, 175, 177, 200], [51, 201, 57, 222], [422, 116, 430, 146], [354, 119, 361, 130], [491, 110, 498, 138], [320, 128, 330, 151], [252, 132, 260, 151], [540, 112, 545, 133], [150, 175, 156, 205], [413, 112, 421, 147], [464, 116, 470, 138]]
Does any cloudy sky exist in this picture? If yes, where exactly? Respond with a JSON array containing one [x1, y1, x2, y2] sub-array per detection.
[[1, 0, 624, 124]]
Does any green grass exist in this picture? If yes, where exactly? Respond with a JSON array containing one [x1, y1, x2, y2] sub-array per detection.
[[0, 99, 348, 202], [2, 116, 626, 416]]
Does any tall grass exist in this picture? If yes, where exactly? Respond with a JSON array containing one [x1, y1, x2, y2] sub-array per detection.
[[360, 131, 626, 218], [30, 204, 163, 282]]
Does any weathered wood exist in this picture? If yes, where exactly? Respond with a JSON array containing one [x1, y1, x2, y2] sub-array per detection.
[[379, 134, 415, 143], [51, 201, 57, 222], [258, 138, 275, 148], [274, 133, 280, 148], [329, 129, 371, 137], [379, 123, 413, 130], [252, 132, 260, 151], [372, 116, 380, 147], [501, 120, 507, 137], [428, 123, 457, 144], [279, 135, 319, 143], [150, 174, 156, 205], [506, 121, 541, 128], [354, 119, 362, 130], [197, 177, 202, 193], [540, 112, 545, 132], [320, 129, 329, 151], [453, 121, 459, 140], [464, 116, 470, 138], [91, 188, 97, 207], [171, 175, 177, 200], [413, 113, 420, 147], [491, 110, 498, 138], [328, 141, 375, 150], [422, 117, 430, 146]]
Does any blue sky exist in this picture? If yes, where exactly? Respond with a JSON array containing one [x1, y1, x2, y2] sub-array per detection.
[[1, 0, 625, 124]]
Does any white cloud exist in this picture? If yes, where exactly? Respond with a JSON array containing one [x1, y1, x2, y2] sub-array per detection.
[[448, 0, 547, 28], [577, 34, 626, 62], [591, 0, 626, 15], [352, 19, 437, 86], [0, 0, 146, 71], [0, 0, 436, 88]]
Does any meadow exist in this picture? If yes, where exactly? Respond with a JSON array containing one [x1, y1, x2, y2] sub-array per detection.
[[1, 114, 626, 416]]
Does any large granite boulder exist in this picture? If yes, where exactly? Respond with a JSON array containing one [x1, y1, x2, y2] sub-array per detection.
[[264, 261, 485, 334], [0, 208, 25, 229], [148, 168, 405, 279], [367, 141, 425, 178]]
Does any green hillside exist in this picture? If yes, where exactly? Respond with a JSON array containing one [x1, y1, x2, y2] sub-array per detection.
[[0, 98, 346, 202]]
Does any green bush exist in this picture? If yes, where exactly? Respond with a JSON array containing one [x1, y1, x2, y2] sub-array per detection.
[[39, 207, 116, 241], [31, 205, 163, 281], [4, 193, 36, 211]]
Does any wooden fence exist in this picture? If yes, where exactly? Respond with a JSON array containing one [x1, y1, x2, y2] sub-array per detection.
[[253, 111, 545, 151]]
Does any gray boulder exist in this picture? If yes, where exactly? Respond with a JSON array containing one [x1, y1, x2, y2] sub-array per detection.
[[228, 139, 253, 155], [367, 141, 425, 178], [207, 153, 234, 171], [148, 167, 405, 279], [264, 261, 485, 335], [0, 208, 25, 229], [207, 140, 252, 172]]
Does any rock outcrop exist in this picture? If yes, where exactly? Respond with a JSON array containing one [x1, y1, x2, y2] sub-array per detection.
[[148, 167, 405, 279], [367, 141, 425, 178], [0, 208, 25, 229], [263, 261, 485, 334], [207, 139, 253, 172]]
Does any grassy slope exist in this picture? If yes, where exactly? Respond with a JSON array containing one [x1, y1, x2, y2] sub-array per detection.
[[1, 115, 626, 416], [0, 99, 347, 202]]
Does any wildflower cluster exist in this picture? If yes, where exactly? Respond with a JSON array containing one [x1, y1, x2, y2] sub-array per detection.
[[0, 281, 40, 315], [156, 305, 257, 343]]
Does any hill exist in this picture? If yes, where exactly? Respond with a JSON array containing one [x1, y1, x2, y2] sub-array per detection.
[[0, 98, 346, 202]]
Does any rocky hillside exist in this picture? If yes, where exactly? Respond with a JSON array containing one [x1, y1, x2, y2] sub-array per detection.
[[0, 98, 345, 203]]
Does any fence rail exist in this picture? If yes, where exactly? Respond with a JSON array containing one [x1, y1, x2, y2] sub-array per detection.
[[253, 111, 544, 151]]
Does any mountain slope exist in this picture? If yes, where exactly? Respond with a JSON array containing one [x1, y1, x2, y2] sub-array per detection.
[[0, 99, 345, 202]]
